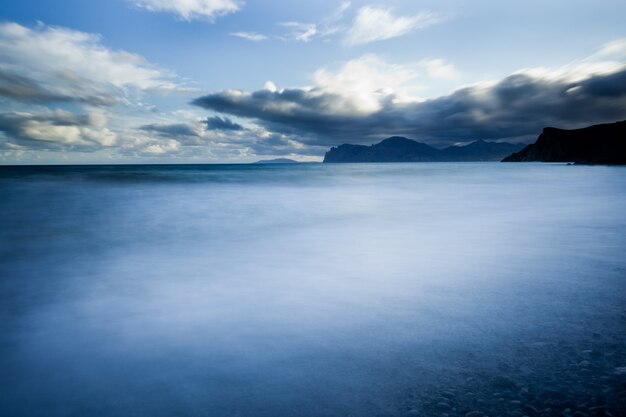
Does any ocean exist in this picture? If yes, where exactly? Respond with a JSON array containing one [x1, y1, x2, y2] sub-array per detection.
[[1, 162, 625, 417]]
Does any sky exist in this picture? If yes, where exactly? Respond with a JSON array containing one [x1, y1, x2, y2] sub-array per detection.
[[1, 0, 625, 163]]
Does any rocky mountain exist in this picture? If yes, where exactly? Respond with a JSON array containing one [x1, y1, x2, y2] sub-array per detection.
[[323, 137, 524, 163], [442, 140, 524, 162], [502, 121, 626, 164]]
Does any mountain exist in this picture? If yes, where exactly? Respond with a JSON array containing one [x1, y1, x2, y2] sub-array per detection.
[[502, 121, 626, 164], [254, 158, 299, 164], [323, 137, 524, 163], [442, 140, 524, 162]]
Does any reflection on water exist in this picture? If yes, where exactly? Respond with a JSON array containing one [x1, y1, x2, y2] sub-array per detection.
[[0, 163, 625, 416]]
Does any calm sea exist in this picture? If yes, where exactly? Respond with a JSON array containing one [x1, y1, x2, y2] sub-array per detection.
[[1, 163, 625, 416]]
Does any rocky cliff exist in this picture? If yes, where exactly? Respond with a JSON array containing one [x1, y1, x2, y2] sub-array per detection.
[[502, 121, 626, 164]]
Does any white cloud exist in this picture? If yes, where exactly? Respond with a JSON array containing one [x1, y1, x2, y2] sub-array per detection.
[[313, 54, 457, 113], [329, 1, 352, 21], [111, 114, 322, 160], [128, 0, 242, 21], [264, 81, 278, 92], [230, 32, 268, 42], [512, 38, 626, 84], [0, 109, 117, 150], [280, 22, 318, 42], [317, 1, 351, 36], [142, 140, 181, 155], [344, 6, 442, 46], [0, 22, 180, 106], [418, 59, 457, 79], [0, 22, 191, 155], [277, 2, 351, 43], [273, 4, 441, 46], [192, 54, 455, 122], [596, 38, 626, 58], [313, 54, 419, 113]]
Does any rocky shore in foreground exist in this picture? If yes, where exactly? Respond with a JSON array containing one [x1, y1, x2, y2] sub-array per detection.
[[396, 333, 626, 417]]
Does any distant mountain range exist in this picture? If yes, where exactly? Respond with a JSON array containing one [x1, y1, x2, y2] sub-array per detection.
[[323, 137, 524, 163], [502, 121, 626, 164], [254, 158, 299, 164]]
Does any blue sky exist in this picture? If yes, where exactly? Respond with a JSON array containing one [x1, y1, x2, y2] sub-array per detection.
[[1, 0, 626, 163]]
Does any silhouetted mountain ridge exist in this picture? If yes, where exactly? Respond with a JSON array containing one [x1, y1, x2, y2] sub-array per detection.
[[323, 137, 523, 163], [502, 121, 626, 164]]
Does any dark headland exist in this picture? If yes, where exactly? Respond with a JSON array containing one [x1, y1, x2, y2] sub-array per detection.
[[502, 121, 626, 164], [323, 137, 524, 163]]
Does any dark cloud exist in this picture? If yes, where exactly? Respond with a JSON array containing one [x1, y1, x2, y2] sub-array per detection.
[[0, 70, 68, 104], [140, 123, 199, 138], [0, 68, 117, 106], [577, 67, 626, 98], [205, 115, 244, 131], [192, 66, 626, 146], [139, 122, 205, 146]]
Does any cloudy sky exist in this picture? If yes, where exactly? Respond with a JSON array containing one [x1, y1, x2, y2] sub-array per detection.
[[1, 0, 625, 163]]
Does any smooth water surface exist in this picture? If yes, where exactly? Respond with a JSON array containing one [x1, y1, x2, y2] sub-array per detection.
[[1, 163, 625, 416]]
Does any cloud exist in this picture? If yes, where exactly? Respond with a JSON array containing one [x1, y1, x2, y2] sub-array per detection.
[[121, 118, 321, 159], [206, 115, 244, 131], [128, 0, 242, 21], [135, 117, 247, 152], [595, 38, 626, 59], [280, 22, 318, 42], [192, 53, 626, 147], [0, 109, 116, 150], [202, 118, 323, 157], [0, 69, 96, 105], [230, 32, 267, 42], [140, 122, 201, 137], [0, 21, 197, 159], [418, 59, 457, 79], [191, 54, 450, 130], [276, 2, 352, 43], [130, 138, 182, 156], [0, 22, 180, 107], [318, 1, 351, 36], [273, 4, 441, 46], [344, 6, 442, 46], [312, 54, 431, 113]]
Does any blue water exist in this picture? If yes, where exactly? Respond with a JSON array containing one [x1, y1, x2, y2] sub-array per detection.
[[0, 163, 625, 417]]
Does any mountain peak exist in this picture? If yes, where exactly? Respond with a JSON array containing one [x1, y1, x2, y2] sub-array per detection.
[[379, 136, 413, 144]]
